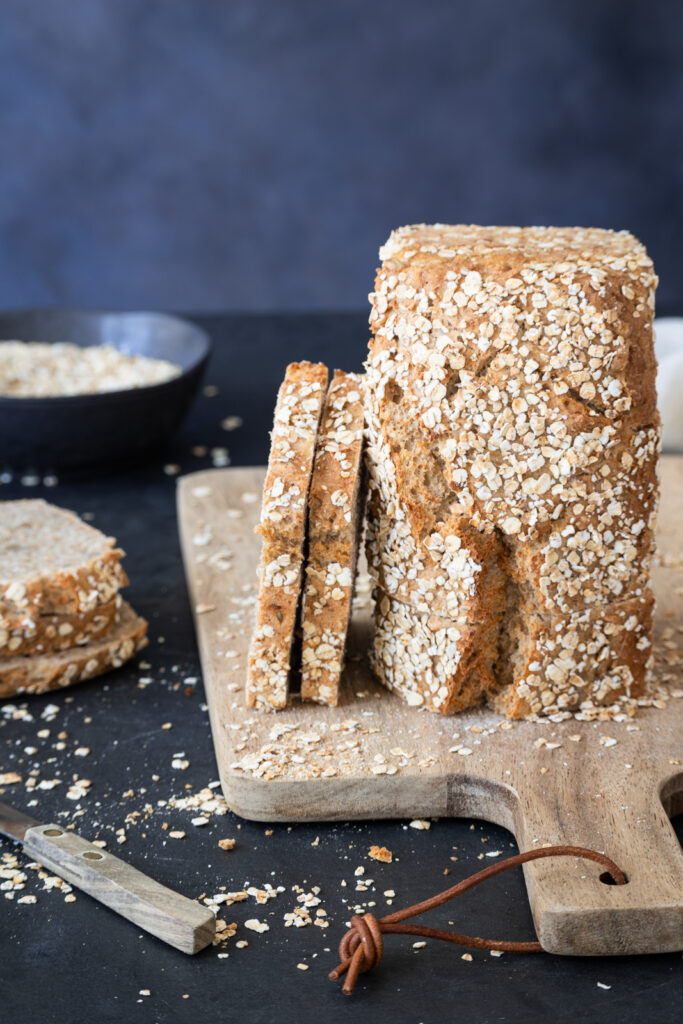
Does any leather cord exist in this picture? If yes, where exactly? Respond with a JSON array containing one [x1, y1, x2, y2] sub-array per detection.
[[329, 845, 627, 994]]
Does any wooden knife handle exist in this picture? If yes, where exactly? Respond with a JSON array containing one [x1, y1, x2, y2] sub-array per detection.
[[23, 823, 215, 954]]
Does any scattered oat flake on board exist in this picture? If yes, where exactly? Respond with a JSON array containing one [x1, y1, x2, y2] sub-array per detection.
[[461, 953, 472, 961], [413, 941, 426, 949], [599, 736, 617, 747], [172, 758, 190, 770], [409, 819, 431, 830], [297, 963, 309, 971], [597, 983, 611, 990], [196, 603, 216, 615], [169, 831, 186, 840], [244, 919, 269, 933], [369, 845, 392, 863], [0, 772, 21, 785]]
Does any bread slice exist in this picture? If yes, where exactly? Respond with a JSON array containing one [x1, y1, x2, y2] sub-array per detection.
[[300, 371, 365, 705], [0, 595, 121, 657], [0, 499, 128, 617], [247, 362, 328, 710], [370, 589, 499, 713], [0, 601, 148, 698]]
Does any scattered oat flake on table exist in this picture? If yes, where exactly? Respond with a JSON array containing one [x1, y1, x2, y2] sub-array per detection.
[[597, 982, 611, 990], [369, 845, 392, 863], [218, 838, 236, 850], [0, 772, 21, 785], [169, 831, 186, 840], [191, 817, 209, 827], [461, 953, 472, 961], [490, 950, 504, 957], [297, 963, 309, 971], [74, 747, 90, 757], [221, 416, 243, 431], [599, 736, 617, 747], [139, 990, 151, 997], [409, 819, 431, 830], [413, 941, 426, 949], [244, 919, 269, 933], [17, 895, 37, 904], [172, 758, 190, 770]]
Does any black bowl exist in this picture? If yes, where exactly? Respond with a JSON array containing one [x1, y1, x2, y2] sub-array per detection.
[[0, 309, 211, 473]]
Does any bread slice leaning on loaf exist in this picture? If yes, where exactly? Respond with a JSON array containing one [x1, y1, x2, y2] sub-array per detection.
[[301, 371, 366, 706], [0, 601, 148, 698], [247, 361, 328, 710], [0, 499, 128, 618]]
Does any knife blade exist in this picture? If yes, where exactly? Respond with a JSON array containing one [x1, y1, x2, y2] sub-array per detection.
[[0, 800, 40, 842], [0, 798, 215, 954]]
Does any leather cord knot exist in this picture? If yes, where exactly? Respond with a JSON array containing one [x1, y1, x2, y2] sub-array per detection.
[[329, 913, 384, 991], [329, 844, 627, 994]]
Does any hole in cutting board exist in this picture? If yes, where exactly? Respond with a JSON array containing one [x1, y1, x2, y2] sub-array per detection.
[[599, 870, 629, 886]]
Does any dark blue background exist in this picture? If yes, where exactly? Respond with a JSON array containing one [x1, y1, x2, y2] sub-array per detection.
[[0, 0, 681, 313]]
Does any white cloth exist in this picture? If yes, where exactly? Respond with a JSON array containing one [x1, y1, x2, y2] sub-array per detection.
[[655, 318, 683, 452]]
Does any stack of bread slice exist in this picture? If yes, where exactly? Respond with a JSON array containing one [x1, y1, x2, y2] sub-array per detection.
[[0, 499, 148, 697], [247, 363, 365, 710]]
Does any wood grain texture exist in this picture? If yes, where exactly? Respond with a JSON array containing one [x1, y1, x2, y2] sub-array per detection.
[[23, 824, 215, 954], [177, 462, 683, 956]]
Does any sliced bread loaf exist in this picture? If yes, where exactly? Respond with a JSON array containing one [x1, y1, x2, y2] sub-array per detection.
[[0, 600, 148, 698], [247, 362, 328, 710], [0, 499, 128, 617], [301, 371, 365, 705]]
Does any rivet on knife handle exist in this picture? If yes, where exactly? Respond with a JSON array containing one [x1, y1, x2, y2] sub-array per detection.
[[22, 824, 215, 954]]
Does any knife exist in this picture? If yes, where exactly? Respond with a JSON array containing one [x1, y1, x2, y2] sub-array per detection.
[[0, 800, 215, 954]]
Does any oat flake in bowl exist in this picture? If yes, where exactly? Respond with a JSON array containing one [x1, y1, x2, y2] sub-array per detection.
[[0, 309, 210, 472], [0, 340, 182, 397]]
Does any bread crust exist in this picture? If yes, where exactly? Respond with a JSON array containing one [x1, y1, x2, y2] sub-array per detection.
[[0, 601, 148, 698], [301, 371, 366, 705], [0, 595, 121, 657]]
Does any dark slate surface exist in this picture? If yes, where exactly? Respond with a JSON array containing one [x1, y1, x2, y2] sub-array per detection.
[[0, 314, 681, 1024], [0, 1, 682, 314]]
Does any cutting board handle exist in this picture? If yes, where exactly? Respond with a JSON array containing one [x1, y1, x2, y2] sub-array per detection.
[[512, 771, 683, 955]]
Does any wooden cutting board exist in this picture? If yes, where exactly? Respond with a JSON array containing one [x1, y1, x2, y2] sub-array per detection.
[[177, 461, 683, 957]]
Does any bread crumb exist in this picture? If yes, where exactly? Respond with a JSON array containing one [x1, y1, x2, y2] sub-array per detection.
[[369, 845, 392, 863], [244, 919, 269, 933]]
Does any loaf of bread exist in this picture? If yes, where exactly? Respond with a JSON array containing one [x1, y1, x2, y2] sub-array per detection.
[[366, 224, 659, 718], [301, 371, 366, 705], [0, 601, 148, 698], [0, 499, 128, 618], [247, 362, 328, 710]]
